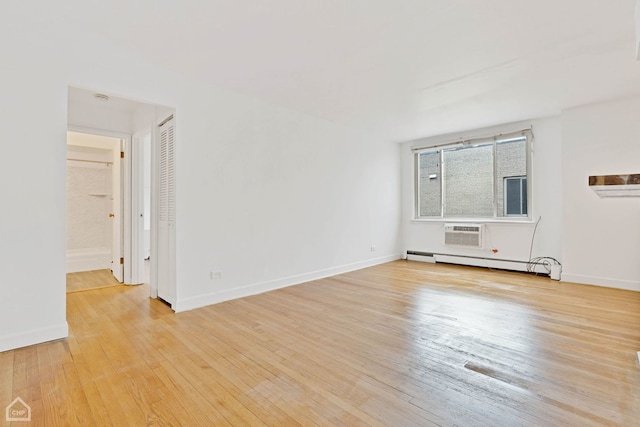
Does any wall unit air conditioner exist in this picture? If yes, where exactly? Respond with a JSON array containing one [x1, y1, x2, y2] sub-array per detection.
[[444, 224, 483, 248]]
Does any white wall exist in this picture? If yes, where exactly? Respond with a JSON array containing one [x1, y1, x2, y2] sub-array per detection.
[[68, 99, 133, 135], [561, 96, 640, 291], [0, 9, 69, 351], [401, 117, 563, 266], [174, 97, 401, 310], [0, 5, 401, 350], [635, 0, 640, 60]]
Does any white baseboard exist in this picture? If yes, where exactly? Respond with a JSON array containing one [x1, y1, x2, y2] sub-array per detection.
[[409, 253, 551, 275], [0, 322, 69, 353], [66, 248, 111, 273], [173, 254, 401, 313], [435, 254, 536, 272], [406, 253, 435, 263], [560, 273, 640, 292]]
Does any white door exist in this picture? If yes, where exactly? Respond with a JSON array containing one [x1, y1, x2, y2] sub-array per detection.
[[156, 116, 176, 305], [111, 142, 124, 282]]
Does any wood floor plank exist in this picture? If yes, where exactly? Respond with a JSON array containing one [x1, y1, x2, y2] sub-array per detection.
[[2, 260, 640, 426], [66, 269, 121, 293]]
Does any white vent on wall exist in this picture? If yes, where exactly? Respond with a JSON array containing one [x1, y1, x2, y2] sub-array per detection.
[[444, 224, 483, 248]]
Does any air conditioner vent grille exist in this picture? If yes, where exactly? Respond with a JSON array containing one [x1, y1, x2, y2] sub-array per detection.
[[452, 225, 480, 232], [444, 224, 483, 248]]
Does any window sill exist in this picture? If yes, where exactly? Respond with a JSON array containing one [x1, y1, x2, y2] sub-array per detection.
[[410, 218, 535, 225]]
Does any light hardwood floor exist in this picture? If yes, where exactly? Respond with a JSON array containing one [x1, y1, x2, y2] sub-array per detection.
[[66, 269, 121, 293], [3, 260, 640, 426]]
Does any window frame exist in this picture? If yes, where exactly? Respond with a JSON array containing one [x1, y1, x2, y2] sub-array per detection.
[[413, 130, 531, 221]]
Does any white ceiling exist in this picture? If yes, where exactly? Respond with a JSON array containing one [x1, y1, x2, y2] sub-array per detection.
[[68, 87, 146, 115], [65, 0, 640, 141]]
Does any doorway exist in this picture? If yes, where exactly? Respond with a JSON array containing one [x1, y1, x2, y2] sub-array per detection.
[[65, 131, 124, 291], [66, 86, 176, 305]]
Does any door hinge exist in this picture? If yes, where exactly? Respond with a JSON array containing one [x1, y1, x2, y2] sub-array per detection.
[[120, 257, 124, 265], [120, 151, 125, 158]]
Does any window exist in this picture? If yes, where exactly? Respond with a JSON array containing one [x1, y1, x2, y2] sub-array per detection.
[[504, 176, 527, 216], [414, 131, 530, 219]]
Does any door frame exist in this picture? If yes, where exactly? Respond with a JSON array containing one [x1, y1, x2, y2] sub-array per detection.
[[129, 129, 151, 287], [68, 125, 132, 284]]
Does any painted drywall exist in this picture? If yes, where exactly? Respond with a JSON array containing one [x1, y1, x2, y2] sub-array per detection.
[[68, 98, 133, 135], [0, 9, 69, 351], [636, 0, 640, 60], [0, 5, 401, 350], [561, 96, 640, 291], [401, 117, 563, 267], [173, 97, 401, 310]]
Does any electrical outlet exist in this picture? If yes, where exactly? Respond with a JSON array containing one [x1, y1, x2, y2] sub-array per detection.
[[209, 271, 223, 280], [370, 246, 377, 252]]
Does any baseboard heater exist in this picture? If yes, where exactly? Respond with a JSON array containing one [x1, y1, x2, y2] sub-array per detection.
[[406, 250, 554, 276]]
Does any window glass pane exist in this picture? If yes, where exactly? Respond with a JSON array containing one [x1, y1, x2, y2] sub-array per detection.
[[504, 176, 527, 215], [505, 178, 522, 215], [417, 151, 441, 217], [443, 144, 493, 217], [496, 138, 527, 217]]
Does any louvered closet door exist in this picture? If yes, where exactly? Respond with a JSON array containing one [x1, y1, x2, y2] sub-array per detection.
[[158, 117, 176, 305]]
